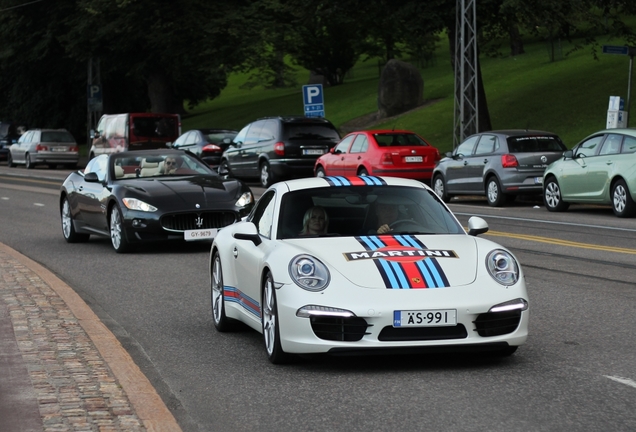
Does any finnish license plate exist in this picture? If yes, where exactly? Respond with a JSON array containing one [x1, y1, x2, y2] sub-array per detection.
[[534, 177, 543, 184], [404, 156, 423, 163], [303, 149, 325, 155], [184, 228, 218, 241], [393, 309, 457, 327]]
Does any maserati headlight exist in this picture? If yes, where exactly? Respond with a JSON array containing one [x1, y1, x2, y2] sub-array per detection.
[[289, 254, 330, 291], [122, 198, 157, 212], [486, 249, 519, 286], [236, 191, 253, 207]]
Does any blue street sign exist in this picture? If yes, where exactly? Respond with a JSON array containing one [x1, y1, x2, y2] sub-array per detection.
[[603, 45, 629, 55], [302, 84, 325, 118]]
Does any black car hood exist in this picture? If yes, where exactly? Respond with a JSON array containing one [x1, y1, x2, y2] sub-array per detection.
[[118, 175, 243, 208]]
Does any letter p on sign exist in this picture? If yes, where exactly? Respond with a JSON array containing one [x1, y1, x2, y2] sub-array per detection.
[[303, 85, 323, 105]]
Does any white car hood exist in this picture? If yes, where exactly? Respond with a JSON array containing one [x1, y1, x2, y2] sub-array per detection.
[[284, 234, 479, 289]]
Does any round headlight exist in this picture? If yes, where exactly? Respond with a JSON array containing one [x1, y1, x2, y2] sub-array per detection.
[[289, 254, 330, 292], [486, 249, 519, 286]]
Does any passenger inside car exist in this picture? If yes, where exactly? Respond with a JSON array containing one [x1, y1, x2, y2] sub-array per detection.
[[299, 206, 329, 236]]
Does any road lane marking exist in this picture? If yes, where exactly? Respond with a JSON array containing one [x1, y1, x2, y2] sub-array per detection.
[[604, 375, 636, 389], [484, 230, 636, 255], [456, 212, 636, 233]]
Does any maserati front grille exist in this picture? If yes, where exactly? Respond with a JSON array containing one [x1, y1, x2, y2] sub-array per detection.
[[161, 211, 237, 232]]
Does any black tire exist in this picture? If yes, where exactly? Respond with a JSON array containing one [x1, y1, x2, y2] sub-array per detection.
[[432, 174, 450, 203], [211, 251, 234, 331], [66, 163, 77, 170], [358, 167, 369, 176], [315, 166, 326, 178], [611, 179, 636, 218], [61, 197, 90, 243], [260, 160, 275, 188], [219, 159, 231, 176], [7, 152, 15, 168], [48, 164, 57, 169], [543, 177, 569, 212], [262, 271, 291, 364], [25, 153, 34, 169], [485, 177, 505, 207], [109, 205, 131, 253]]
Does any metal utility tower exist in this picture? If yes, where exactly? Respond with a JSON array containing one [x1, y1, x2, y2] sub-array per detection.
[[87, 58, 102, 147], [453, 0, 478, 148]]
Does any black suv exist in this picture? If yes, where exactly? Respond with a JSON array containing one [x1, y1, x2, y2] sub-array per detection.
[[220, 116, 341, 187]]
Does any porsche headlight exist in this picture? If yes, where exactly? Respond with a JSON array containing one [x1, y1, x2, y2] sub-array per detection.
[[289, 254, 330, 292], [236, 191, 253, 207], [486, 249, 519, 286], [122, 198, 157, 212]]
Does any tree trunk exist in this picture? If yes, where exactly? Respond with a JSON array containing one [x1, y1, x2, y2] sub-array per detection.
[[508, 21, 525, 56], [147, 72, 176, 113]]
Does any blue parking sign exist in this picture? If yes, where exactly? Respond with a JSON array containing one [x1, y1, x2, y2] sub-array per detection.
[[303, 85, 325, 117]]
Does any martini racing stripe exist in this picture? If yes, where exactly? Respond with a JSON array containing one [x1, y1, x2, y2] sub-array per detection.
[[355, 235, 450, 289], [224, 286, 261, 318], [323, 176, 387, 187]]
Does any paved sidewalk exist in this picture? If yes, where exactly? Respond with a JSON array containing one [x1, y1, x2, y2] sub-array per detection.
[[0, 242, 181, 432]]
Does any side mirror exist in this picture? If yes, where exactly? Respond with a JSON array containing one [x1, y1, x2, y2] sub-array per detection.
[[90, 129, 98, 139], [467, 216, 489, 236], [563, 150, 573, 159], [330, 147, 336, 154], [84, 172, 100, 183], [233, 222, 261, 245]]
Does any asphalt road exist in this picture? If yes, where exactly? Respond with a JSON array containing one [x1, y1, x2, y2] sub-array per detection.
[[1, 165, 635, 431]]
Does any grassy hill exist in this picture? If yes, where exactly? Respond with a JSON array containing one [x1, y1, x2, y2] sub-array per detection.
[[181, 32, 634, 153]]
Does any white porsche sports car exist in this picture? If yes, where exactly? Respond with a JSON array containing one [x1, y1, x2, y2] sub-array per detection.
[[209, 176, 529, 363]]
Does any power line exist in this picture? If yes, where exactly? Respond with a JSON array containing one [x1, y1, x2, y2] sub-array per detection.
[[0, 0, 47, 13]]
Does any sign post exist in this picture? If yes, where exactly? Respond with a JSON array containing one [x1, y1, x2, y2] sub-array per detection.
[[302, 84, 325, 118], [602, 45, 636, 127]]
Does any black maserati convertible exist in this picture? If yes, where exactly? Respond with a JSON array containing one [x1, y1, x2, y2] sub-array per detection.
[[60, 149, 255, 253]]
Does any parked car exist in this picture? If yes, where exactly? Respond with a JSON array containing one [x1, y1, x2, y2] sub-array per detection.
[[8, 128, 79, 169], [171, 128, 237, 167], [89, 112, 181, 159], [0, 121, 20, 162], [219, 116, 341, 187], [314, 129, 440, 183], [543, 128, 636, 217], [209, 176, 528, 363], [59, 149, 254, 253], [432, 129, 567, 206]]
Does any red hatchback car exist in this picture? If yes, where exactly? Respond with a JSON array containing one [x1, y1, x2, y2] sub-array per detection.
[[314, 129, 440, 183]]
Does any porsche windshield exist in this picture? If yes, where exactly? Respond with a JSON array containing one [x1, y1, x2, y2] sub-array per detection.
[[277, 186, 464, 239]]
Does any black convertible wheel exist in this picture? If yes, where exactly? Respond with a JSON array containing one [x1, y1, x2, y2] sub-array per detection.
[[109, 205, 131, 253], [612, 179, 636, 218], [25, 153, 34, 169], [61, 197, 90, 243], [315, 166, 326, 178], [211, 251, 233, 331], [262, 271, 291, 364], [543, 177, 569, 212]]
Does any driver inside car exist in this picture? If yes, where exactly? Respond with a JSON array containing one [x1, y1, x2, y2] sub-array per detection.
[[375, 200, 399, 234]]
